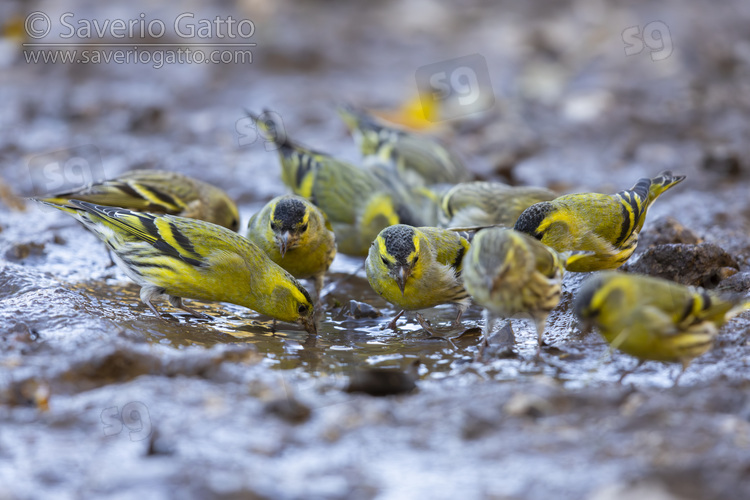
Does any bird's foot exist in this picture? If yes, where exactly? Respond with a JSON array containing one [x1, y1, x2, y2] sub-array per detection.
[[382, 310, 405, 332]]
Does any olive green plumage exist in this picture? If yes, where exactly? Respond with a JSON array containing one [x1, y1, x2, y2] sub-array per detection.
[[462, 227, 585, 347], [37, 199, 316, 332], [338, 104, 471, 187], [574, 271, 749, 376], [40, 169, 240, 232], [246, 194, 336, 301], [440, 181, 556, 228], [514, 171, 685, 272], [251, 111, 410, 256], [365, 224, 471, 328]]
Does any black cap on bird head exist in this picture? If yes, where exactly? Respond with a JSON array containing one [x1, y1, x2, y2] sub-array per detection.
[[514, 202, 554, 239], [379, 225, 419, 296], [381, 225, 417, 266], [272, 197, 308, 232], [572, 273, 608, 321], [271, 197, 309, 257]]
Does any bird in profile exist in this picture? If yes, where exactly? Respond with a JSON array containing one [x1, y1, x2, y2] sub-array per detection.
[[514, 171, 685, 272], [40, 169, 240, 231], [338, 104, 471, 187], [37, 199, 317, 333], [439, 181, 556, 229], [574, 271, 750, 383]]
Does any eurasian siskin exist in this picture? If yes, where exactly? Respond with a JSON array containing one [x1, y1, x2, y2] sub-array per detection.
[[251, 111, 412, 256], [514, 171, 685, 272], [40, 169, 240, 231], [440, 181, 556, 229], [337, 104, 471, 187], [365, 224, 471, 331], [37, 199, 316, 332], [462, 227, 585, 348], [246, 194, 336, 301], [574, 271, 750, 380]]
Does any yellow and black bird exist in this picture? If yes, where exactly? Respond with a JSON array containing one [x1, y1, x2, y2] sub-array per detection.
[[251, 111, 413, 256], [462, 227, 584, 349], [338, 104, 471, 187], [440, 181, 556, 229], [40, 169, 240, 231], [366, 224, 471, 331], [574, 271, 750, 382], [247, 194, 336, 301], [514, 171, 685, 272], [37, 199, 316, 332]]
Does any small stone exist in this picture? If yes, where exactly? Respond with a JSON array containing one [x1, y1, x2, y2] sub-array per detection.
[[4, 242, 46, 261], [264, 397, 311, 424], [503, 392, 552, 418], [716, 272, 750, 294], [345, 361, 419, 397], [624, 243, 739, 288], [461, 410, 497, 440], [347, 300, 382, 319], [637, 217, 703, 249]]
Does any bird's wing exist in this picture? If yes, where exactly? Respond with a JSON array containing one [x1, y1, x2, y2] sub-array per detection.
[[44, 171, 192, 214], [392, 135, 466, 184], [312, 161, 383, 224], [69, 200, 207, 267]]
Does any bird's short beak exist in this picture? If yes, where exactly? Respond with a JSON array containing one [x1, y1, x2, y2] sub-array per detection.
[[301, 315, 317, 334], [395, 266, 410, 297], [277, 232, 291, 258]]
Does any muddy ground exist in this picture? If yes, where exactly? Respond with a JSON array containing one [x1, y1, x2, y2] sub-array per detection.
[[2, 0, 750, 498]]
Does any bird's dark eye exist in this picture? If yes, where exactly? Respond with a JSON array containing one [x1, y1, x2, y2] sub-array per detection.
[[413, 256, 419, 264], [382, 257, 389, 266], [300, 223, 308, 232], [270, 222, 278, 231], [298, 304, 308, 314]]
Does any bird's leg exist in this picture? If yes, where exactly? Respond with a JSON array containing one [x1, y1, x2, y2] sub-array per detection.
[[453, 304, 467, 328], [382, 310, 405, 331], [143, 298, 164, 320], [414, 314, 458, 349], [673, 360, 691, 387], [313, 274, 325, 305], [533, 315, 548, 359], [534, 315, 548, 347], [105, 248, 117, 268], [618, 359, 645, 384], [168, 296, 212, 320], [482, 310, 495, 348], [416, 312, 436, 334], [477, 310, 496, 360]]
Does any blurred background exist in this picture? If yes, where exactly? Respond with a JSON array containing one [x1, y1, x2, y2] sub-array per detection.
[[2, 0, 749, 206], [2, 0, 750, 499]]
